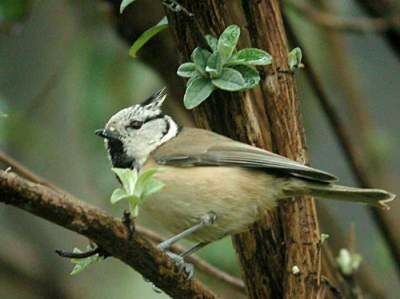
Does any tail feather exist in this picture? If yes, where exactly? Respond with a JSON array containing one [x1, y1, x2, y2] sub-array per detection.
[[286, 181, 396, 209]]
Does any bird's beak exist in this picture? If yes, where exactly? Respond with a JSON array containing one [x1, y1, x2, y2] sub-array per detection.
[[95, 128, 121, 140]]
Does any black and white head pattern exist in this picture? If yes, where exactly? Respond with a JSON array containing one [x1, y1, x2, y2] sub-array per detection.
[[103, 88, 179, 169]]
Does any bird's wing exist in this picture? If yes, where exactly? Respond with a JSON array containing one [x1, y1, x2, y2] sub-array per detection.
[[153, 128, 337, 183]]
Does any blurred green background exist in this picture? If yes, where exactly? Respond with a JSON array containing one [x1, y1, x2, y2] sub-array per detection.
[[0, 0, 399, 298]]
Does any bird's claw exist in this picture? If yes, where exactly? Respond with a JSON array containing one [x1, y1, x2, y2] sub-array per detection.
[[165, 251, 195, 279]]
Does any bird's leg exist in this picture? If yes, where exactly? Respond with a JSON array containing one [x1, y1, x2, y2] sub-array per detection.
[[181, 242, 209, 258], [157, 212, 216, 251], [157, 212, 216, 279], [160, 243, 209, 280]]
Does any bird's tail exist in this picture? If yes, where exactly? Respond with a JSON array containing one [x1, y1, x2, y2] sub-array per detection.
[[285, 180, 396, 209]]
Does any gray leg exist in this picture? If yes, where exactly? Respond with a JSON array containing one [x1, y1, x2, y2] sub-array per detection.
[[162, 242, 209, 280], [181, 242, 209, 258], [157, 212, 216, 279], [157, 212, 216, 252]]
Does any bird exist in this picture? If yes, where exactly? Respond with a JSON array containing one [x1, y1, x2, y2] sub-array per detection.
[[95, 87, 395, 277]]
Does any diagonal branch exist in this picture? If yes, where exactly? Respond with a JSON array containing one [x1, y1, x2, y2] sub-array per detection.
[[0, 170, 217, 299], [0, 149, 244, 293]]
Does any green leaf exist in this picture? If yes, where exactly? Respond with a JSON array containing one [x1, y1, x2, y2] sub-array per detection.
[[70, 247, 102, 275], [205, 34, 218, 51], [184, 77, 215, 109], [128, 17, 168, 58], [217, 25, 240, 63], [135, 168, 159, 196], [212, 67, 246, 91], [111, 168, 138, 195], [191, 47, 211, 74], [186, 74, 201, 87], [120, 0, 137, 14], [232, 65, 260, 90], [110, 188, 128, 204], [228, 48, 272, 66], [142, 179, 165, 201], [288, 47, 304, 70], [205, 51, 222, 78], [177, 62, 197, 78]]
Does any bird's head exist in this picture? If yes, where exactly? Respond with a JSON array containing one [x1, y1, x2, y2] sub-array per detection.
[[95, 87, 179, 169]]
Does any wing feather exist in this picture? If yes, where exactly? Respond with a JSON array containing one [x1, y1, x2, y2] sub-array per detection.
[[154, 128, 337, 183]]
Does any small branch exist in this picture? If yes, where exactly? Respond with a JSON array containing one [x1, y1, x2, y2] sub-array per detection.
[[55, 247, 109, 259], [286, 0, 399, 33], [0, 170, 216, 299], [0, 149, 244, 293]]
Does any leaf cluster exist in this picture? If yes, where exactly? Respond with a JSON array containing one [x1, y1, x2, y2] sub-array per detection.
[[177, 25, 272, 109], [111, 168, 165, 217]]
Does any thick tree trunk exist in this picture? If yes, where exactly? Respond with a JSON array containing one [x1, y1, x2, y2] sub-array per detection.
[[165, 1, 322, 298]]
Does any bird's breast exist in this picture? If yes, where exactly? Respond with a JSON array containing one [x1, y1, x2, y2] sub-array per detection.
[[139, 161, 287, 243]]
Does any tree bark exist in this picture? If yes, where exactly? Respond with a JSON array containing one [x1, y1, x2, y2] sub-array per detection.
[[165, 1, 322, 298]]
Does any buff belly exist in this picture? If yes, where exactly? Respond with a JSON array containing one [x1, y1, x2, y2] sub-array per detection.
[[140, 163, 289, 243]]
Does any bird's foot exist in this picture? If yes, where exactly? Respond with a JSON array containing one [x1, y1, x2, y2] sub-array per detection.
[[200, 211, 217, 225], [165, 251, 195, 280]]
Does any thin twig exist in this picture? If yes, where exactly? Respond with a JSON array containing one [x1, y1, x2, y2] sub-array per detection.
[[286, 0, 399, 33], [55, 247, 109, 259], [0, 149, 245, 293], [284, 25, 400, 277]]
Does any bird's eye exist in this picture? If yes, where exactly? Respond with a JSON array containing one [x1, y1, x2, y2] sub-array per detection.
[[128, 120, 143, 129]]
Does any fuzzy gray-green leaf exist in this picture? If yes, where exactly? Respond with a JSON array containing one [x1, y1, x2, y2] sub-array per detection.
[[232, 65, 260, 90], [228, 48, 272, 66], [177, 62, 197, 78], [205, 34, 218, 51], [217, 25, 240, 63], [191, 48, 211, 75], [205, 51, 222, 78], [184, 77, 215, 109], [212, 67, 246, 91]]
